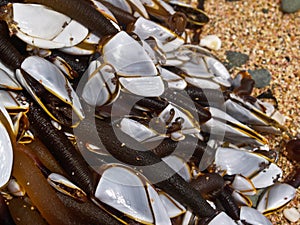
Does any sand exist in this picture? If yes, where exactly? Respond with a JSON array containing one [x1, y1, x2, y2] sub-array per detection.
[[199, 0, 299, 224]]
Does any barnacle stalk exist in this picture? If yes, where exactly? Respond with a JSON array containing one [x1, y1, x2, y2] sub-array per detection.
[[27, 103, 95, 195], [13, 143, 83, 225], [24, 0, 118, 38], [99, 0, 136, 29], [76, 116, 217, 219], [0, 21, 25, 70]]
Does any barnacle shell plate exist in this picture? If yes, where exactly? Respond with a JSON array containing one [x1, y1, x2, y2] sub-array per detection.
[[0, 123, 13, 188], [12, 3, 88, 49], [240, 206, 272, 225], [95, 164, 171, 225], [16, 56, 84, 124]]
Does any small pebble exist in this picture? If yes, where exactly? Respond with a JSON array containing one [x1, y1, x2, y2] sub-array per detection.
[[262, 8, 269, 14], [248, 68, 271, 88], [281, 0, 300, 13], [199, 35, 222, 51], [283, 207, 300, 223], [225, 51, 249, 69]]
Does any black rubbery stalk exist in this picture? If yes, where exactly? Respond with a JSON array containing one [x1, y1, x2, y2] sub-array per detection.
[[99, 0, 136, 28], [217, 186, 240, 220], [0, 21, 25, 70], [24, 0, 119, 38], [27, 103, 95, 196], [77, 117, 217, 219]]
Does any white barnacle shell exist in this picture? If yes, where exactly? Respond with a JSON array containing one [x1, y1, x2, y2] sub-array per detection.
[[103, 0, 149, 18], [0, 90, 29, 115], [231, 190, 252, 207], [158, 103, 201, 139], [10, 3, 89, 49], [141, 0, 175, 15], [250, 162, 282, 189], [225, 93, 285, 134], [47, 173, 87, 202], [132, 17, 184, 53], [102, 31, 165, 97], [103, 31, 157, 77], [158, 192, 186, 218], [95, 164, 171, 225], [207, 212, 236, 225], [119, 117, 165, 143], [140, 39, 166, 65], [240, 206, 272, 225], [0, 69, 22, 90], [0, 124, 13, 189], [206, 56, 231, 87], [0, 61, 15, 79], [0, 101, 14, 138], [159, 67, 187, 90], [7, 179, 26, 196], [0, 103, 14, 189], [127, 0, 149, 18], [16, 56, 84, 127], [102, 0, 132, 14], [119, 76, 165, 97], [50, 56, 77, 79], [82, 60, 119, 107], [231, 174, 256, 195], [215, 147, 269, 177], [167, 45, 231, 88], [162, 155, 192, 182], [90, 0, 118, 23], [256, 183, 296, 214], [59, 32, 102, 56], [203, 107, 268, 146], [178, 60, 213, 78]]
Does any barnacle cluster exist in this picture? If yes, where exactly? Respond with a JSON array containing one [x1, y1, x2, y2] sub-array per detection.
[[0, 1, 298, 225]]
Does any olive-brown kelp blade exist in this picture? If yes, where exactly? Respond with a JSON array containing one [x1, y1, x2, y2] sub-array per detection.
[[27, 138, 66, 175], [8, 197, 48, 225], [0, 194, 15, 225], [13, 143, 83, 225]]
